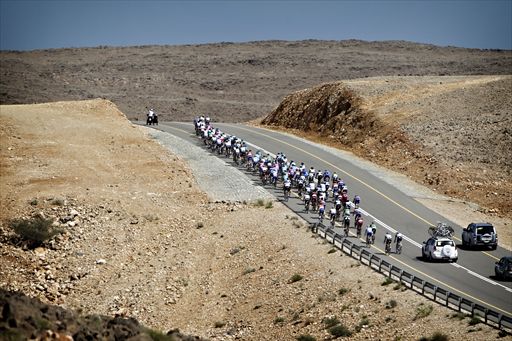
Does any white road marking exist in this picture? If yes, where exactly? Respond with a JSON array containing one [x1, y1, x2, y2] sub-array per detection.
[[244, 139, 512, 293]]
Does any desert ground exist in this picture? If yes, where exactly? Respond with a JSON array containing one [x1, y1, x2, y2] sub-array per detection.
[[0, 99, 509, 340], [1, 40, 511, 340]]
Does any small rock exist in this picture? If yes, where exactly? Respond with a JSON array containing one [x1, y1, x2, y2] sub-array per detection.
[[96, 259, 106, 265], [34, 247, 46, 255]]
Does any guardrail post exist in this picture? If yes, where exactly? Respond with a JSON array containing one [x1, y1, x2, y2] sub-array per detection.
[[445, 291, 450, 307], [471, 303, 475, 316], [457, 297, 462, 312], [484, 309, 488, 324], [498, 314, 503, 329], [399, 269, 403, 282], [433, 286, 438, 301], [421, 280, 426, 295], [349, 243, 355, 257]]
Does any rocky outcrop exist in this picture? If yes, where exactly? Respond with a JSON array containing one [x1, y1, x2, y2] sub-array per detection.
[[262, 82, 383, 145], [0, 289, 204, 340]]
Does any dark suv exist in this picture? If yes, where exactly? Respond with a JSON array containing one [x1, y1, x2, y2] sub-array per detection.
[[495, 256, 512, 280], [461, 222, 497, 250]]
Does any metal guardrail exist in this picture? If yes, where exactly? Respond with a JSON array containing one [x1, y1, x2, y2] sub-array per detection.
[[191, 128, 511, 332], [311, 223, 512, 331]]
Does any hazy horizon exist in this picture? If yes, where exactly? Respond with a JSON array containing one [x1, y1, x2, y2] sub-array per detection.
[[1, 0, 511, 51]]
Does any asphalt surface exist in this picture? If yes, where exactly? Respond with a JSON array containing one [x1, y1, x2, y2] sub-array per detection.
[[150, 121, 512, 319]]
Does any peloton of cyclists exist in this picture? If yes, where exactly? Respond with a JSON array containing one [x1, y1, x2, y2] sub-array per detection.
[[194, 119, 405, 254]]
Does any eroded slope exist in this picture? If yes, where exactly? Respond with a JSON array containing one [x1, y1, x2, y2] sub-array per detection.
[[260, 76, 512, 224]]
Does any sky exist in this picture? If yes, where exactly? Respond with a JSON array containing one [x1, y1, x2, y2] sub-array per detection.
[[1, 0, 511, 51]]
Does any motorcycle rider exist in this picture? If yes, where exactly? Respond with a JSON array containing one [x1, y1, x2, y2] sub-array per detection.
[[146, 107, 155, 125]]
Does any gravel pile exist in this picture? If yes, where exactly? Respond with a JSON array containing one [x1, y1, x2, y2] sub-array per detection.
[[145, 128, 273, 203]]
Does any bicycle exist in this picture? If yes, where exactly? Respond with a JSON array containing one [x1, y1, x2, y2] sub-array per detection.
[[283, 187, 290, 202], [395, 240, 402, 254], [385, 241, 391, 255], [343, 216, 350, 237], [318, 210, 324, 223], [366, 233, 373, 247]]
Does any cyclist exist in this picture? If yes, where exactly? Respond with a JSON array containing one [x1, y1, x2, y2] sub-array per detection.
[[297, 175, 305, 196], [332, 182, 339, 199], [311, 192, 318, 212], [353, 207, 362, 221], [355, 216, 364, 238], [353, 195, 361, 208], [323, 170, 331, 182], [304, 193, 311, 213], [394, 231, 403, 254], [283, 178, 291, 201], [365, 224, 374, 246], [384, 231, 393, 254], [318, 204, 325, 222], [343, 206, 351, 220], [343, 210, 350, 235], [316, 171, 323, 184], [299, 162, 306, 172], [329, 206, 337, 226], [332, 172, 339, 185], [271, 167, 279, 187], [370, 221, 377, 244], [335, 200, 342, 220], [340, 192, 349, 208]]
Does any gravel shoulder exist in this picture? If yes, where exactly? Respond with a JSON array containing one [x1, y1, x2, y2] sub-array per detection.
[[144, 127, 272, 203]]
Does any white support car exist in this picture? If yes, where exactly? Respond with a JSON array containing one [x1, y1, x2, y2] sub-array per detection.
[[422, 236, 458, 262]]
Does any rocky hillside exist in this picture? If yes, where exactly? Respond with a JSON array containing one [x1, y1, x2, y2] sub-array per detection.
[[0, 289, 202, 341], [261, 76, 512, 220], [1, 40, 511, 122]]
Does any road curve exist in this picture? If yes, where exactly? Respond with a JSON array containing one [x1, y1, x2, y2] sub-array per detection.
[[153, 121, 512, 318]]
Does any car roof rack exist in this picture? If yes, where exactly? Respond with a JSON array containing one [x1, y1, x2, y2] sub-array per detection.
[[428, 222, 454, 238]]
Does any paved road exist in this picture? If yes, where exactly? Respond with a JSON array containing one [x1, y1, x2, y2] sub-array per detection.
[[151, 121, 512, 318]]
